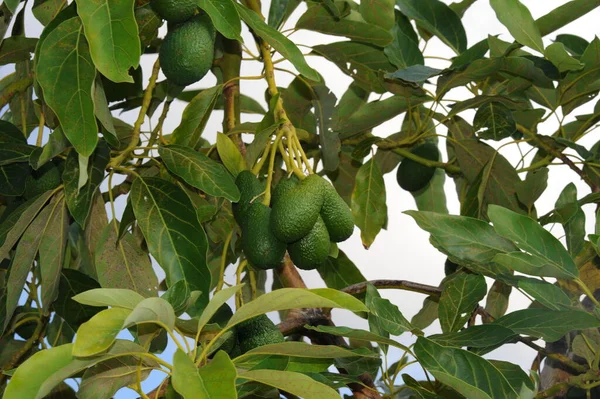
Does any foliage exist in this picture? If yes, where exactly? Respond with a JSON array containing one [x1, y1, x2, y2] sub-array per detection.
[[1, 0, 600, 398]]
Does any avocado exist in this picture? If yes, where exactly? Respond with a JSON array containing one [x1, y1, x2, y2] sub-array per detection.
[[320, 185, 354, 242], [396, 143, 440, 192], [270, 174, 327, 243], [23, 162, 61, 200], [159, 14, 215, 86], [271, 174, 299, 206], [236, 314, 284, 355], [233, 170, 265, 227], [241, 203, 287, 270], [150, 0, 196, 24], [288, 216, 330, 270]]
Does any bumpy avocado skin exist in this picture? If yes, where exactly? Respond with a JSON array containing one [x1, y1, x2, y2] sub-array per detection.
[[396, 143, 440, 192], [271, 175, 300, 206], [236, 315, 284, 355], [270, 174, 327, 243], [150, 0, 196, 23], [241, 203, 287, 270], [320, 186, 354, 242], [159, 14, 215, 86], [288, 216, 331, 270], [232, 170, 265, 227]]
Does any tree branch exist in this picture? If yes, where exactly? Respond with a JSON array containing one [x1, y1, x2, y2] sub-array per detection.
[[342, 279, 442, 297]]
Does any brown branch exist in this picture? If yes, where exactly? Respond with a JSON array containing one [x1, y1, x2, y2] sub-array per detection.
[[342, 280, 442, 297]]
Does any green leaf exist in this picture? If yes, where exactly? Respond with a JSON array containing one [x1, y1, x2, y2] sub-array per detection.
[[196, 284, 243, 334], [385, 11, 423, 69], [73, 307, 131, 357], [3, 344, 74, 399], [488, 205, 578, 279], [439, 273, 487, 333], [0, 36, 38, 65], [318, 250, 366, 290], [123, 297, 176, 330], [0, 163, 29, 196], [396, 0, 467, 54], [173, 350, 237, 399], [296, 4, 393, 47], [312, 41, 395, 93], [336, 95, 431, 138], [235, 3, 319, 81], [216, 133, 246, 178], [360, 0, 394, 30], [159, 145, 240, 201], [0, 190, 55, 258], [485, 280, 511, 319], [413, 169, 449, 213], [414, 337, 522, 398], [386, 65, 442, 83], [38, 196, 68, 311], [0, 143, 35, 166], [305, 325, 410, 350], [429, 324, 517, 349], [63, 141, 110, 227], [197, 0, 241, 40], [545, 42, 584, 72], [489, 0, 544, 53], [512, 277, 573, 310], [473, 102, 516, 141], [412, 296, 439, 329], [556, 183, 586, 257], [536, 0, 600, 37], [171, 85, 223, 148], [404, 211, 517, 276], [75, 0, 140, 83], [30, 127, 70, 170], [555, 34, 589, 57], [227, 288, 368, 328], [494, 309, 600, 341], [559, 38, 600, 114], [72, 288, 145, 309], [451, 38, 490, 69], [370, 296, 413, 335], [268, 0, 301, 28], [307, 78, 339, 171], [36, 17, 98, 156], [130, 177, 210, 314], [239, 369, 340, 399], [33, 0, 69, 26], [351, 159, 387, 249], [54, 269, 103, 329], [95, 225, 158, 297]]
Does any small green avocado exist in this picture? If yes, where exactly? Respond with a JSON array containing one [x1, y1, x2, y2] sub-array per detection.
[[396, 143, 440, 192], [241, 203, 287, 270], [150, 0, 197, 24], [236, 314, 284, 355], [288, 216, 331, 270]]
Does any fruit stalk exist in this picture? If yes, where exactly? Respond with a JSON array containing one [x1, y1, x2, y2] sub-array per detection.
[[220, 38, 246, 155]]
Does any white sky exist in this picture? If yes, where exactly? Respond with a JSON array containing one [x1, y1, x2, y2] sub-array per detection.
[[4, 0, 600, 396]]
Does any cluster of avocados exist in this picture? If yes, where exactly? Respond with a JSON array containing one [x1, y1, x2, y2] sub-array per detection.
[[151, 0, 216, 86], [233, 171, 354, 271]]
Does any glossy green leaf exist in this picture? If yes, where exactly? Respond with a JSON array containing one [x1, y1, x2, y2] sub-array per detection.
[[95, 225, 158, 297], [216, 133, 246, 177], [305, 325, 410, 350], [413, 169, 449, 213], [160, 145, 240, 201], [63, 141, 110, 228], [414, 337, 522, 398], [473, 102, 516, 141], [405, 211, 517, 276], [429, 324, 517, 349], [33, 0, 68, 26], [396, 0, 467, 54], [3, 344, 74, 399], [123, 297, 175, 330], [54, 269, 103, 329], [412, 296, 440, 330], [485, 280, 511, 319], [197, 284, 243, 334], [385, 11, 423, 69], [360, 0, 394, 30], [318, 250, 366, 290], [536, 0, 600, 37], [296, 5, 392, 47], [386, 65, 442, 83], [75, 0, 140, 83], [242, 342, 378, 359], [38, 196, 68, 311], [130, 177, 210, 314], [197, 0, 241, 40], [227, 288, 367, 328], [490, 0, 544, 52], [370, 296, 413, 335], [73, 307, 131, 356], [72, 288, 145, 309], [235, 3, 319, 81], [439, 273, 487, 333], [268, 0, 301, 28], [336, 95, 431, 138], [545, 42, 584, 72], [488, 205, 578, 279], [173, 350, 237, 399], [239, 369, 339, 399], [513, 277, 572, 310], [0, 36, 37, 65], [29, 127, 70, 170], [494, 309, 600, 341], [171, 85, 223, 148], [451, 38, 490, 69], [555, 34, 589, 57], [351, 159, 387, 249], [559, 38, 600, 114], [36, 17, 98, 156], [0, 190, 55, 258], [556, 183, 586, 257], [313, 41, 395, 93]]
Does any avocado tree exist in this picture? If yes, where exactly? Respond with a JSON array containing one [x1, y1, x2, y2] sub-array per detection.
[[1, 0, 600, 397]]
